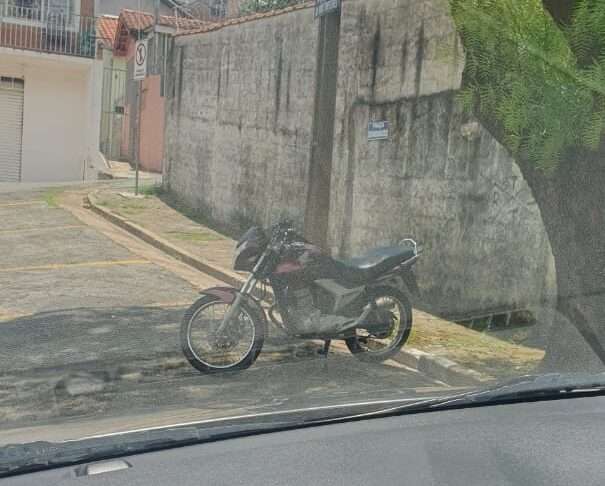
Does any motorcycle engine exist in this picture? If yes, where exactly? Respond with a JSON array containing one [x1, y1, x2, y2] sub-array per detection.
[[286, 285, 351, 335]]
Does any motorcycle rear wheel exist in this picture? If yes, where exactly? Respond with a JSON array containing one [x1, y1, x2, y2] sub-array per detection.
[[181, 295, 265, 374], [345, 288, 412, 363]]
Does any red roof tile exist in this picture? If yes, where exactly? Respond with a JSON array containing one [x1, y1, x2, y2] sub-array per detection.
[[159, 13, 213, 30], [119, 8, 211, 32], [96, 15, 119, 48]]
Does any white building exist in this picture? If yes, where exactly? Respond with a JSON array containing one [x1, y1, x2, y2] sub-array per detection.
[[0, 0, 103, 182]]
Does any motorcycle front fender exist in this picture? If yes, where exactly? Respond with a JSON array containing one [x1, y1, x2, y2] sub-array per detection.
[[200, 286, 239, 304], [199, 286, 268, 328]]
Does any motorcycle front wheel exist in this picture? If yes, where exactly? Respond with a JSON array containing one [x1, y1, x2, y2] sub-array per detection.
[[345, 288, 412, 363], [180, 295, 265, 374]]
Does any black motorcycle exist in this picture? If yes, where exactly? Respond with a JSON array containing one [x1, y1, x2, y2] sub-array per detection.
[[180, 221, 421, 373]]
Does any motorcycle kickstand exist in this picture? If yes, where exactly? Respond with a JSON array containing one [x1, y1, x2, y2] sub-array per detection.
[[320, 339, 331, 357], [319, 340, 331, 371]]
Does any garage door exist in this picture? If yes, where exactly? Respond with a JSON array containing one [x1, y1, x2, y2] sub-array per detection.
[[0, 77, 24, 182]]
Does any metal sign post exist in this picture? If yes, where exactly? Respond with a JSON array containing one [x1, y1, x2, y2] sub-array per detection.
[[135, 80, 141, 196], [133, 39, 148, 195]]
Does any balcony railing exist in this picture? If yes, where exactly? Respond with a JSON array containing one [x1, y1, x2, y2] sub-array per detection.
[[0, 3, 96, 58]]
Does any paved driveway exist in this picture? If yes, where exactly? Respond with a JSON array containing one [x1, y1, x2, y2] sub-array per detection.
[[0, 184, 443, 440]]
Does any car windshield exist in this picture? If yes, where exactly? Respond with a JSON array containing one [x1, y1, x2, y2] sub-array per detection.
[[1, 0, 605, 473]]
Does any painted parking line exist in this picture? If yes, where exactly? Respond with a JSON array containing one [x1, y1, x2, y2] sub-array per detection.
[[0, 259, 151, 273], [0, 201, 46, 208], [0, 225, 85, 235], [0, 301, 189, 323], [144, 300, 193, 308]]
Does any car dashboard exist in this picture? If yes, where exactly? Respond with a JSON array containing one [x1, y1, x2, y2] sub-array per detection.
[[4, 395, 605, 485]]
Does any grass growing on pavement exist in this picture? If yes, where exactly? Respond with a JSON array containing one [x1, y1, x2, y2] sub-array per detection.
[[119, 202, 148, 213], [94, 192, 228, 243], [43, 188, 64, 208], [97, 197, 146, 213], [409, 311, 545, 379], [165, 230, 224, 242], [139, 184, 165, 197]]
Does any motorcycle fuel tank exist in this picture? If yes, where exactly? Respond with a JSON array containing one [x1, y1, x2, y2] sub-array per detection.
[[272, 243, 323, 276]]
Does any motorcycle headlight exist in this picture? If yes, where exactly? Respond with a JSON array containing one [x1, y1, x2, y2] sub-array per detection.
[[233, 242, 246, 268]]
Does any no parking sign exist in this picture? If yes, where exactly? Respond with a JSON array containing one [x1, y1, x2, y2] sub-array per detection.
[[134, 39, 148, 81]]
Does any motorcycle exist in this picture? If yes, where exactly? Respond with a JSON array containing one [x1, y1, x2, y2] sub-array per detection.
[[180, 220, 421, 373]]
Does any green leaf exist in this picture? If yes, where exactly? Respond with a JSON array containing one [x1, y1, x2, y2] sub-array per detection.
[[451, 0, 605, 169]]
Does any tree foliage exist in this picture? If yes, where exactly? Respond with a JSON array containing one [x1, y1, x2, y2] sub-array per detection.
[[239, 0, 296, 15], [450, 0, 605, 169]]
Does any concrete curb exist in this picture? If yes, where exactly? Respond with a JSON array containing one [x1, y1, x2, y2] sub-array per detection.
[[86, 190, 488, 387], [394, 347, 490, 386], [87, 191, 245, 289]]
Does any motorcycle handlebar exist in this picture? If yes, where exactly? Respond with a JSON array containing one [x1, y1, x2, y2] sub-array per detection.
[[270, 220, 296, 244]]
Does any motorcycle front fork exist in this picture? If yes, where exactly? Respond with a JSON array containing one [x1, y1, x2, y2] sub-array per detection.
[[216, 274, 258, 334]]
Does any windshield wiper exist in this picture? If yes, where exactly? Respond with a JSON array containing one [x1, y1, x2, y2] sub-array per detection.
[[0, 420, 302, 477], [3, 373, 605, 477], [0, 399, 420, 477], [344, 372, 605, 420]]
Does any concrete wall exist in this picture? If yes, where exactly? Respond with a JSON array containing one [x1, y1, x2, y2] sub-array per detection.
[[327, 0, 555, 315], [81, 0, 95, 16], [84, 56, 104, 179], [164, 6, 319, 227], [139, 74, 164, 172], [0, 50, 98, 182], [164, 0, 556, 317]]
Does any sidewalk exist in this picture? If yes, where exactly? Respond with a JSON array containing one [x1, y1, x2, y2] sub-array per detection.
[[87, 185, 546, 384], [88, 187, 243, 287], [98, 160, 162, 183]]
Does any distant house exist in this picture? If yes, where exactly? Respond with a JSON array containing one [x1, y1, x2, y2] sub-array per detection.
[[96, 14, 123, 161], [186, 0, 244, 20], [97, 8, 207, 172], [0, 0, 103, 182], [95, 0, 191, 17]]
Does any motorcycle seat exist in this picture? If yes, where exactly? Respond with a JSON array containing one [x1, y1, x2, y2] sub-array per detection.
[[333, 246, 416, 285]]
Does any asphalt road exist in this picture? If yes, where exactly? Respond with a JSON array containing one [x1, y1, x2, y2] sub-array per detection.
[[0, 184, 444, 442]]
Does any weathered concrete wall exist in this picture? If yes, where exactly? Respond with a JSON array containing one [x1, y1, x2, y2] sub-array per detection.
[[328, 0, 555, 315], [164, 6, 318, 229], [164, 0, 556, 318]]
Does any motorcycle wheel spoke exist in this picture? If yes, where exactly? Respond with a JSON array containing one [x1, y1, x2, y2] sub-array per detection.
[[188, 301, 255, 368], [356, 296, 404, 353]]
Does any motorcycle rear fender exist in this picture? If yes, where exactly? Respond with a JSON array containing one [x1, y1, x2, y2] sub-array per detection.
[[374, 267, 419, 297], [401, 267, 419, 296], [200, 287, 267, 327]]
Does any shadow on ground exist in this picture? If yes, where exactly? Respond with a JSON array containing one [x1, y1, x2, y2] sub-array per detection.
[[0, 305, 440, 429]]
